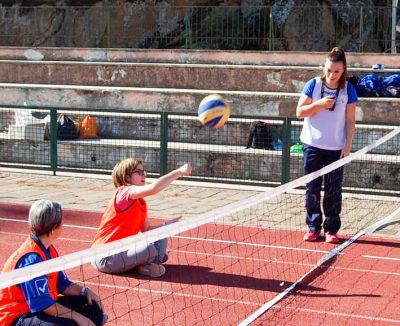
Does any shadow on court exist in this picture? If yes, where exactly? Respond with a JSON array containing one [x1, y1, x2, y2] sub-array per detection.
[[354, 238, 400, 248], [292, 254, 381, 299], [121, 264, 324, 293]]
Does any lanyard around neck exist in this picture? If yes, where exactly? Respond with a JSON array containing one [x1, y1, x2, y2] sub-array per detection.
[[321, 84, 339, 100], [321, 84, 339, 111]]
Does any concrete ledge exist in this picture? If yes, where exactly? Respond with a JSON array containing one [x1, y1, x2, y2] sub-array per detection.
[[0, 138, 398, 190], [0, 60, 397, 93], [0, 83, 399, 123], [1, 113, 397, 155], [0, 47, 399, 68]]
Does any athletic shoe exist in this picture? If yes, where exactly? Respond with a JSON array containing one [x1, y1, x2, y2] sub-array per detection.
[[325, 232, 339, 243], [138, 263, 166, 278], [154, 254, 168, 264], [303, 231, 319, 242], [161, 254, 168, 263]]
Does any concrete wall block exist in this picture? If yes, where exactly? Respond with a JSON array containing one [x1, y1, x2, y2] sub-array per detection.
[[56, 142, 161, 172], [0, 138, 398, 190], [169, 149, 283, 182], [344, 161, 400, 191], [0, 140, 51, 165], [0, 86, 399, 124]]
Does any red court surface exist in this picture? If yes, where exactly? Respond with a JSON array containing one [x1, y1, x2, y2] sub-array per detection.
[[0, 205, 399, 325]]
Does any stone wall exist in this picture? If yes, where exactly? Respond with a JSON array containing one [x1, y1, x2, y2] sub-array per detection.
[[0, 0, 398, 52]]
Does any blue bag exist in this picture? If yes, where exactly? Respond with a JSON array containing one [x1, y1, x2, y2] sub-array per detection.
[[357, 74, 383, 97], [382, 74, 400, 88]]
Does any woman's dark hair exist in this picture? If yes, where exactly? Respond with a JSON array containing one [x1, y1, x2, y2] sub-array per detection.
[[322, 47, 347, 90]]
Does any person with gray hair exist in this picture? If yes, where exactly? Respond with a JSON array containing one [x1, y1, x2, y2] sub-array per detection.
[[0, 199, 107, 326]]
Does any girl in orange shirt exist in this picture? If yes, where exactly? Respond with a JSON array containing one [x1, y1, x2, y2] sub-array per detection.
[[92, 158, 192, 278]]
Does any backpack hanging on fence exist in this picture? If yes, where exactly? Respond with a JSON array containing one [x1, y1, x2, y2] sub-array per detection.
[[79, 115, 98, 139], [246, 121, 271, 149], [57, 114, 78, 140]]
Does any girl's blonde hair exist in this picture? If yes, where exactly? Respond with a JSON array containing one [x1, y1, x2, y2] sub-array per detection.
[[321, 46, 347, 90], [112, 157, 143, 187]]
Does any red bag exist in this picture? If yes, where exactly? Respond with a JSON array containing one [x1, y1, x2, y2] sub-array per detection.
[[79, 115, 98, 139]]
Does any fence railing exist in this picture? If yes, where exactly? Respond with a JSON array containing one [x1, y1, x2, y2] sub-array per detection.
[[0, 106, 399, 195], [0, 5, 397, 52]]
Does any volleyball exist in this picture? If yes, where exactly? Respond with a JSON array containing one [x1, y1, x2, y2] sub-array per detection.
[[198, 94, 231, 129]]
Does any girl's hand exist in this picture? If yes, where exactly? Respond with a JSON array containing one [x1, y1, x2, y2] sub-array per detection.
[[178, 163, 192, 177]]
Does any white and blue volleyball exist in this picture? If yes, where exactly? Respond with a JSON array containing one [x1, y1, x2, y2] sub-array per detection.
[[198, 94, 231, 129]]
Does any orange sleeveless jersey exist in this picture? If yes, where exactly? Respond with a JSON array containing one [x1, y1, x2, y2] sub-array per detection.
[[92, 187, 147, 247], [0, 238, 59, 325]]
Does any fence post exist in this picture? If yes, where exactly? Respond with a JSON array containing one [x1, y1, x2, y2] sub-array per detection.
[[391, 0, 398, 53], [359, 7, 364, 52], [280, 118, 292, 184], [50, 108, 58, 176], [184, 7, 192, 49], [269, 7, 273, 51], [160, 112, 168, 175]]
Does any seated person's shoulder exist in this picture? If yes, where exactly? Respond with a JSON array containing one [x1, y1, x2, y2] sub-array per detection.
[[16, 252, 43, 268]]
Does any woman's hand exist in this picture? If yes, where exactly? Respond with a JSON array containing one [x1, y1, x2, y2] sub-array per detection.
[[341, 144, 352, 158], [82, 287, 104, 311], [318, 96, 336, 110], [75, 315, 96, 326]]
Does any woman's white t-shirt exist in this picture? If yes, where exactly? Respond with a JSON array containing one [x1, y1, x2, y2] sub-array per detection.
[[300, 77, 358, 150]]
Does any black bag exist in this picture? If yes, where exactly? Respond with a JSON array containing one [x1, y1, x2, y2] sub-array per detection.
[[57, 114, 78, 140], [246, 120, 271, 149]]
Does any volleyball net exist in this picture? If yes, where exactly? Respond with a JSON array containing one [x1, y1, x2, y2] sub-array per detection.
[[0, 126, 399, 325]]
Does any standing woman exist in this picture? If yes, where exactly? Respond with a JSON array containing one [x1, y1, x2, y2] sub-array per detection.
[[0, 200, 107, 326], [296, 47, 358, 243]]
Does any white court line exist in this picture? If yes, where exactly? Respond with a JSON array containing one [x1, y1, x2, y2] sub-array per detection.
[[78, 279, 258, 307], [363, 255, 400, 262], [175, 235, 328, 254], [0, 231, 92, 243], [0, 217, 328, 254], [3, 231, 400, 324], [1, 230, 398, 277], [75, 279, 400, 324], [3, 218, 400, 264], [0, 217, 97, 230], [239, 205, 400, 326], [274, 305, 400, 324], [172, 249, 400, 277]]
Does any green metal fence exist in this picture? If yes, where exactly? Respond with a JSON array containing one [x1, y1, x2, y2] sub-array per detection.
[[0, 106, 399, 195], [0, 4, 397, 52]]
